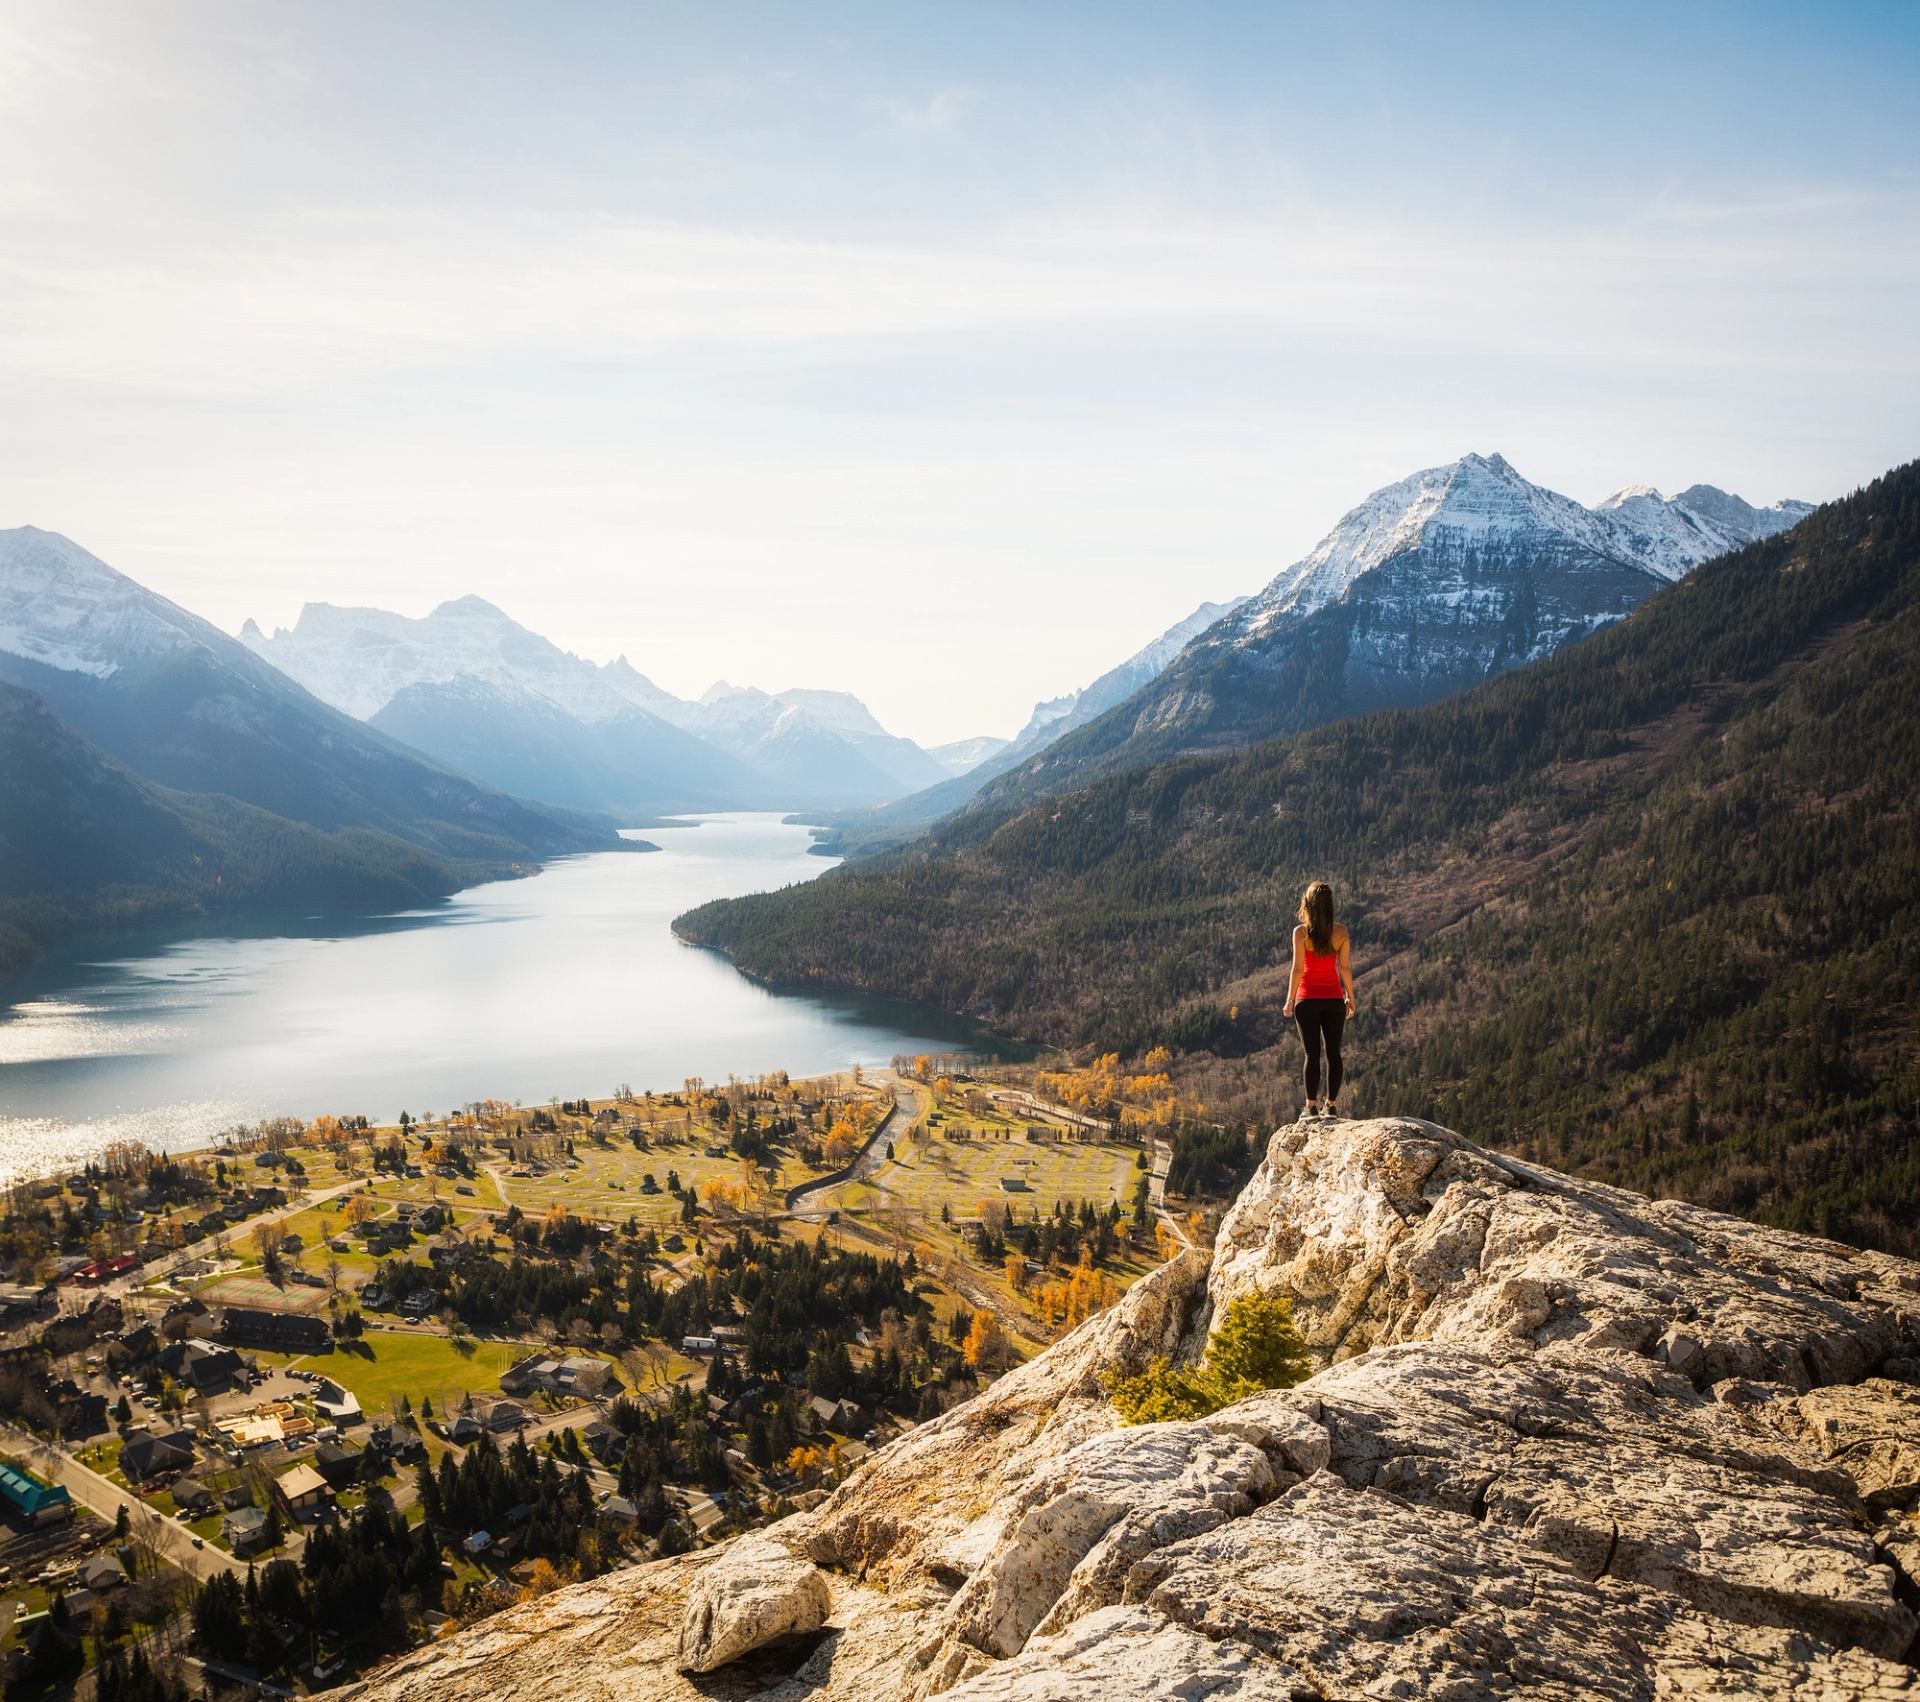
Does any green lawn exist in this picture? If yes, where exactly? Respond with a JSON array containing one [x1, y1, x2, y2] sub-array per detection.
[[318, 1331, 537, 1418]]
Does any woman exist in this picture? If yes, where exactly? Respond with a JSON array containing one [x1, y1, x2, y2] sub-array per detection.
[[1282, 880, 1355, 1117]]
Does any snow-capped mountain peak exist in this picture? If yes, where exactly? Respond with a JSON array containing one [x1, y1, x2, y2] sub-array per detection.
[[1234, 453, 1813, 654], [0, 526, 223, 678], [242, 598, 636, 724]]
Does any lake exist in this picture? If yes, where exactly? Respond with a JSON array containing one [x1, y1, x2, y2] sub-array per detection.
[[0, 813, 1005, 1181]]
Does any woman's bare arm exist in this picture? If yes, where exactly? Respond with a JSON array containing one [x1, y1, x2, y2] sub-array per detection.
[[1283, 924, 1305, 1015], [1337, 926, 1355, 1014]]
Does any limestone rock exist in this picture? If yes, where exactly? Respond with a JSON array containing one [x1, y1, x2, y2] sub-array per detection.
[[676, 1531, 832, 1673], [350, 1118, 1920, 1702]]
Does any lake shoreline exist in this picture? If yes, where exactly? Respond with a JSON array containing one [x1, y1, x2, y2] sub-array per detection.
[[0, 814, 1013, 1182]]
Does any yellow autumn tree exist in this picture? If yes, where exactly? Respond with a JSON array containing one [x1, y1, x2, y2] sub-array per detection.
[[962, 1309, 1006, 1371]]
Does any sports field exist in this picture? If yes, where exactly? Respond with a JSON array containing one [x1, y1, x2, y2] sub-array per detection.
[[197, 1272, 331, 1313]]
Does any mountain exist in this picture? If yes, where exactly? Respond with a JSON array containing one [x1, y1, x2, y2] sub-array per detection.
[[680, 459, 1920, 1254], [668, 682, 952, 808], [816, 597, 1251, 851], [367, 676, 764, 816], [242, 598, 770, 814], [244, 601, 945, 811], [352, 1114, 1920, 1702], [926, 734, 1011, 776], [0, 527, 617, 863], [0, 679, 524, 981], [971, 454, 1811, 810]]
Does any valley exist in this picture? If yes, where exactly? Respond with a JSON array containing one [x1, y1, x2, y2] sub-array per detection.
[[0, 1052, 1196, 1690]]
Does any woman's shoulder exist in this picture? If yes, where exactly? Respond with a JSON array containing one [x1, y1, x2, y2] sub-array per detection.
[[1335, 922, 1351, 945]]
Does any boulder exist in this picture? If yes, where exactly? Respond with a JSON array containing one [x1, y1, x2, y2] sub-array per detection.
[[675, 1532, 831, 1674]]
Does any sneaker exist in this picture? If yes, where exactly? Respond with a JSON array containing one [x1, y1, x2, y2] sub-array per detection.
[[1324, 1101, 1342, 1119], [1302, 1100, 1320, 1119]]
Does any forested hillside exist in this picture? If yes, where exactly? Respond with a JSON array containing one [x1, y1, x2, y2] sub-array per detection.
[[680, 461, 1920, 1254], [0, 681, 568, 980]]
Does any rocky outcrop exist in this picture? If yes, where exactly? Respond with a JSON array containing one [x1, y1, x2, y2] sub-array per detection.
[[347, 1117, 1920, 1701]]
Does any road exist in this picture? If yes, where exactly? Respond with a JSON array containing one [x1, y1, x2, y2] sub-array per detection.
[[786, 1073, 918, 1220], [0, 1419, 243, 1582], [102, 1177, 366, 1299], [1149, 1136, 1192, 1249]]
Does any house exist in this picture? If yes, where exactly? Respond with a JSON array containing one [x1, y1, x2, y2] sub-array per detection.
[[80, 1555, 128, 1593], [171, 1478, 216, 1514], [462, 1530, 492, 1555], [313, 1380, 363, 1425], [218, 1306, 330, 1352], [681, 1336, 718, 1355], [448, 1415, 484, 1444], [0, 1284, 50, 1325], [580, 1420, 624, 1464], [222, 1504, 271, 1555], [220, 1485, 254, 1510], [401, 1291, 435, 1318], [0, 1463, 71, 1526], [275, 1462, 332, 1516], [481, 1399, 527, 1433], [599, 1494, 639, 1525], [120, 1429, 198, 1482], [56, 1387, 108, 1438], [498, 1354, 617, 1399], [314, 1441, 365, 1488], [368, 1423, 425, 1465], [807, 1395, 855, 1432], [157, 1337, 243, 1391]]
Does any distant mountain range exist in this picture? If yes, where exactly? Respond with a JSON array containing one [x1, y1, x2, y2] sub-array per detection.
[[242, 599, 950, 812], [968, 454, 1813, 810], [0, 527, 629, 977]]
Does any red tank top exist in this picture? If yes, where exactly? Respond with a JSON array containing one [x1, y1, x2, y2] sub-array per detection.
[[1301, 937, 1343, 1000]]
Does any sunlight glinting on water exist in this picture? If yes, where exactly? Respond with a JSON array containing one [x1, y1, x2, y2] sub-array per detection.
[[0, 814, 1000, 1184]]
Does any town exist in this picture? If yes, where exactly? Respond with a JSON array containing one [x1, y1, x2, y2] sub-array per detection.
[[0, 1057, 1244, 1698]]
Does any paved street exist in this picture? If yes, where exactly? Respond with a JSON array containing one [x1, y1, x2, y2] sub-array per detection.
[[0, 1419, 243, 1582]]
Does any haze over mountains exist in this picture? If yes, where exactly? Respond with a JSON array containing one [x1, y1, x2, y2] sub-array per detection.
[[0, 526, 625, 977], [0, 453, 1821, 980], [242, 598, 954, 813]]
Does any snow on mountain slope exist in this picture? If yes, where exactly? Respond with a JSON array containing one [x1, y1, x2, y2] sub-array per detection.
[[1223, 452, 1809, 657], [973, 454, 1814, 808], [1001, 596, 1251, 762], [928, 734, 1011, 776], [0, 528, 616, 859], [680, 684, 947, 803], [0, 525, 223, 676], [242, 596, 637, 724]]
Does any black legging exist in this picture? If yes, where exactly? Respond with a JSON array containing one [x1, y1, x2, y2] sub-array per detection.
[[1294, 998, 1346, 1101]]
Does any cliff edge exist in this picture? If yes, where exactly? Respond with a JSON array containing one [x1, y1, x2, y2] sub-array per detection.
[[347, 1116, 1920, 1700]]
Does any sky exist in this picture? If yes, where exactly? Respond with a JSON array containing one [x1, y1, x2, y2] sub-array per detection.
[[2, 2, 1917, 746]]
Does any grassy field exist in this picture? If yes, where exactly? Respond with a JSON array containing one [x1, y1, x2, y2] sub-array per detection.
[[848, 1130, 1144, 1222], [308, 1331, 537, 1418], [500, 1130, 832, 1225]]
